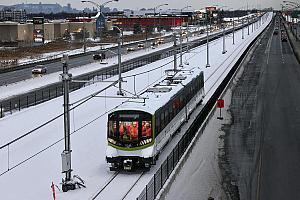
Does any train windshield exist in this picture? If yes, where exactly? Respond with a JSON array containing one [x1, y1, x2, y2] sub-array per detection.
[[108, 111, 153, 148]]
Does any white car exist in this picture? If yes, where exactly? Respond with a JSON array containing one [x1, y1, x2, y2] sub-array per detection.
[[127, 47, 135, 51], [32, 65, 47, 74]]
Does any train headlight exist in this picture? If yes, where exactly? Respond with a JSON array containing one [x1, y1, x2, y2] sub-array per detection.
[[140, 138, 152, 146], [108, 138, 116, 145]]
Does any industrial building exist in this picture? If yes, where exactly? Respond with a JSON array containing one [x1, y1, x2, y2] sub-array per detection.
[[0, 21, 96, 43], [0, 8, 27, 22]]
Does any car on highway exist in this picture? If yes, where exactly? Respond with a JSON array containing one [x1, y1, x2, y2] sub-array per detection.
[[32, 65, 47, 74], [281, 34, 288, 42], [93, 54, 102, 60], [127, 47, 135, 51], [137, 43, 145, 49], [93, 53, 106, 60], [274, 28, 279, 35], [157, 38, 164, 44]]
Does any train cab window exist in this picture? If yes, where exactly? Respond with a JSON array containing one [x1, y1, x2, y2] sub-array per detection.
[[108, 111, 153, 148], [142, 121, 152, 138], [119, 121, 139, 144], [108, 121, 117, 145]]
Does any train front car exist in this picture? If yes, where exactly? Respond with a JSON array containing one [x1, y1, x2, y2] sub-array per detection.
[[106, 110, 155, 171]]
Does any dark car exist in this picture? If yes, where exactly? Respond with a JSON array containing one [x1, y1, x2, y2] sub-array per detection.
[[93, 53, 106, 60], [137, 43, 145, 49], [93, 54, 102, 60], [281, 34, 288, 42]]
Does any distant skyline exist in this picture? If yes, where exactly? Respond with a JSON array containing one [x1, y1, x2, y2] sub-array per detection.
[[0, 0, 283, 10]]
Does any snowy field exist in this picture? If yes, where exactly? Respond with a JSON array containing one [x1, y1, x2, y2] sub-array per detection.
[[0, 13, 272, 200]]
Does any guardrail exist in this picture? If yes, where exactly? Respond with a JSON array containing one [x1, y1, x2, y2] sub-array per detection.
[[136, 16, 267, 200]]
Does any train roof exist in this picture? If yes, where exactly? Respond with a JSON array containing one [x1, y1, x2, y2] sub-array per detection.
[[112, 67, 204, 115]]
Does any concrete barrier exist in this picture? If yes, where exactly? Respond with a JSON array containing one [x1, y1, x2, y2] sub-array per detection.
[[284, 21, 300, 64]]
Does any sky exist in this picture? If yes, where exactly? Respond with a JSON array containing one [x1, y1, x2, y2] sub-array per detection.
[[1, 0, 283, 10]]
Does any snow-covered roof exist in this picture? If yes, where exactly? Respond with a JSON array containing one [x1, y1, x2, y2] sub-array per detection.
[[113, 67, 203, 115]]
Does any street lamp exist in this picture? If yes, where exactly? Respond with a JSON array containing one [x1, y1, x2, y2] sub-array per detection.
[[179, 5, 192, 67], [228, 8, 235, 45], [111, 25, 124, 96], [217, 5, 228, 54], [204, 5, 218, 68], [81, 0, 118, 38], [283, 0, 300, 7], [205, 12, 210, 68], [247, 3, 250, 35], [154, 3, 169, 16], [153, 3, 168, 32]]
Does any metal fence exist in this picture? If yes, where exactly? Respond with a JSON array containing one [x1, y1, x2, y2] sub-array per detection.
[[137, 105, 212, 200], [137, 132, 193, 200]]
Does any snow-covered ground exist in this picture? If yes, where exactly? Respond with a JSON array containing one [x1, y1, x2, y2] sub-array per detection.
[[0, 13, 272, 200]]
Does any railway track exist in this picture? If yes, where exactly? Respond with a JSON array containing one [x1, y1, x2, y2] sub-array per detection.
[[91, 171, 145, 200]]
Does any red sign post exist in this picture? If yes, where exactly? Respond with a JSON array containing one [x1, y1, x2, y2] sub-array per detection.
[[217, 99, 224, 120], [51, 182, 56, 200]]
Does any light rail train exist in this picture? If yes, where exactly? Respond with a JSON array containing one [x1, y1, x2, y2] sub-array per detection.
[[106, 68, 205, 171]]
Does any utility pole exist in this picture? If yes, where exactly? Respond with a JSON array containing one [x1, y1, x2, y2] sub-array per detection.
[[179, 26, 183, 67], [242, 17, 244, 39], [173, 32, 177, 71], [232, 10, 235, 45], [186, 21, 189, 42], [222, 24, 227, 54], [247, 4, 250, 35], [61, 54, 75, 192], [252, 16, 254, 32], [206, 13, 210, 68], [117, 32, 123, 96], [83, 21, 86, 53]]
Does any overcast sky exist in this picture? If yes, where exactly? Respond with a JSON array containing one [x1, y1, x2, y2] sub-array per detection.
[[1, 0, 283, 10]]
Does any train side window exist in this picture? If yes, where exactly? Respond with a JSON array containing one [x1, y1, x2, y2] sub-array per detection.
[[165, 109, 169, 125], [156, 115, 160, 134], [160, 112, 165, 130]]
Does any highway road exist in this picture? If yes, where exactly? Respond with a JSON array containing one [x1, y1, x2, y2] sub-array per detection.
[[257, 19, 300, 199], [220, 15, 300, 200], [0, 36, 173, 86]]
